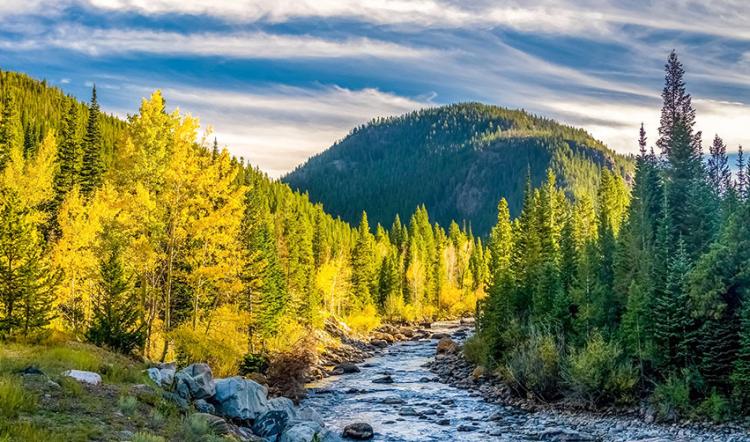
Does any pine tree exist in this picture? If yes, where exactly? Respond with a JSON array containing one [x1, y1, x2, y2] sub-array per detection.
[[0, 92, 23, 171], [737, 145, 747, 198], [80, 86, 104, 197], [732, 298, 750, 412], [86, 232, 146, 354], [51, 100, 81, 218], [351, 211, 376, 308], [0, 190, 58, 336], [657, 50, 700, 156], [707, 135, 731, 196], [212, 137, 219, 161], [653, 239, 694, 370]]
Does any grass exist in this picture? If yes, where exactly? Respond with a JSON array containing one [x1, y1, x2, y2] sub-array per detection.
[[0, 338, 193, 441], [0, 375, 36, 418]]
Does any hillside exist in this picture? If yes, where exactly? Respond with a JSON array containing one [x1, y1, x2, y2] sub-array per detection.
[[284, 103, 634, 235]]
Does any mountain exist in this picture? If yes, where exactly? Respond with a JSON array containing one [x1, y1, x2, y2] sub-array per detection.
[[284, 103, 634, 235]]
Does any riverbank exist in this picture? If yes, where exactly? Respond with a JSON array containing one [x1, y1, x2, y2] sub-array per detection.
[[427, 324, 750, 442]]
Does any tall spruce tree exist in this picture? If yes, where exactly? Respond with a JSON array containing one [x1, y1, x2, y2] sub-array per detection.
[[737, 145, 747, 198], [657, 50, 700, 156], [80, 86, 104, 197], [51, 100, 81, 218], [707, 135, 731, 196], [351, 211, 376, 307], [0, 190, 58, 336], [86, 232, 146, 354]]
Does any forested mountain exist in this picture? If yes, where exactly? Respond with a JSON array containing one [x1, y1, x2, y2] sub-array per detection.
[[285, 103, 633, 235], [0, 70, 486, 375]]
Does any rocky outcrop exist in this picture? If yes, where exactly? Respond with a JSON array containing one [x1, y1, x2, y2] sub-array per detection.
[[213, 377, 269, 420]]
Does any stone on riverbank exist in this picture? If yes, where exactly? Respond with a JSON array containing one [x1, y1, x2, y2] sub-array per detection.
[[213, 377, 269, 420], [436, 337, 458, 354], [342, 422, 374, 440], [62, 370, 102, 385], [175, 363, 215, 400], [331, 363, 361, 375]]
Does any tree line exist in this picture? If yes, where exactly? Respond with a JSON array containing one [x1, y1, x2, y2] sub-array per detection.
[[0, 78, 487, 375], [475, 51, 750, 420]]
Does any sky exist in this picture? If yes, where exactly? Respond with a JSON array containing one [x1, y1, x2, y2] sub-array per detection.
[[1, 1, 749, 177]]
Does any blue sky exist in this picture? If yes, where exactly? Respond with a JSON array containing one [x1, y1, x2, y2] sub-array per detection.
[[1, 1, 749, 177]]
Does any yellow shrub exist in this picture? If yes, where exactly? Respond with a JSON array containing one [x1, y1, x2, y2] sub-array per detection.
[[344, 305, 381, 335]]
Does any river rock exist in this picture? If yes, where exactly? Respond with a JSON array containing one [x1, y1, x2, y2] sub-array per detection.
[[62, 369, 102, 385], [332, 363, 361, 375], [430, 333, 450, 340], [370, 339, 388, 349], [342, 423, 374, 440], [372, 375, 394, 384], [436, 337, 458, 354], [537, 427, 596, 441], [280, 420, 338, 442], [253, 410, 289, 438], [296, 406, 325, 426], [175, 363, 215, 400], [213, 377, 269, 420], [268, 396, 298, 419]]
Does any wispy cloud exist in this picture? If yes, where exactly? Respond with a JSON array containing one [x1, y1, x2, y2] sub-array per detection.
[[2, 25, 432, 59]]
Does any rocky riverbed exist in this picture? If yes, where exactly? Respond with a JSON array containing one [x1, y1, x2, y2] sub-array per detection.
[[303, 320, 750, 441]]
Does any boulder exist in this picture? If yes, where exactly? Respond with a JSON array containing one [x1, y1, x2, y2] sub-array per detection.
[[213, 377, 269, 421], [147, 363, 176, 388], [331, 363, 360, 375], [194, 399, 215, 414], [252, 410, 289, 438], [162, 391, 189, 411], [280, 421, 326, 442], [430, 333, 450, 340], [268, 396, 298, 420], [342, 423, 374, 440], [62, 370, 102, 385], [175, 363, 215, 400], [436, 337, 458, 355], [296, 406, 325, 426], [370, 339, 388, 349], [371, 375, 393, 384]]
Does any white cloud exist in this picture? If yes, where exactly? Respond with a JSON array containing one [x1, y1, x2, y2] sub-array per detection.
[[2, 26, 430, 59], [136, 84, 434, 177]]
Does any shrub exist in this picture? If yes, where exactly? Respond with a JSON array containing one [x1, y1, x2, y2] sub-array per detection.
[[462, 334, 489, 367], [118, 395, 139, 415], [500, 328, 562, 400], [171, 323, 240, 377], [179, 413, 223, 442], [696, 389, 730, 422], [652, 371, 692, 421], [345, 304, 382, 335], [0, 375, 36, 418], [563, 333, 637, 406], [132, 432, 166, 442], [266, 338, 316, 402], [239, 353, 270, 376]]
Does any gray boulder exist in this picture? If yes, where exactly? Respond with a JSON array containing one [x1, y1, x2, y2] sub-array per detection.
[[213, 377, 269, 421], [175, 363, 215, 400], [194, 398, 215, 414], [342, 423, 374, 440], [147, 363, 176, 388], [252, 410, 289, 438], [281, 421, 340, 442], [268, 396, 297, 419]]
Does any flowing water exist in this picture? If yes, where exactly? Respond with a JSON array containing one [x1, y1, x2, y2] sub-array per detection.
[[303, 321, 750, 442]]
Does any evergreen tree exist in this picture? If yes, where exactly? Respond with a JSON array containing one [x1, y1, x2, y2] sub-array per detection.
[[80, 86, 104, 197], [0, 92, 23, 171], [653, 239, 694, 370], [0, 190, 58, 336], [51, 100, 81, 218], [707, 135, 731, 196], [351, 211, 376, 307], [86, 232, 146, 354], [736, 145, 746, 198], [657, 50, 700, 156], [732, 298, 750, 412]]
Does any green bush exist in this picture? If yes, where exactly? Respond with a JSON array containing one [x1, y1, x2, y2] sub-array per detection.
[[652, 371, 692, 421], [239, 353, 270, 376], [0, 375, 36, 418], [118, 395, 139, 415], [696, 389, 730, 422], [499, 328, 562, 400], [132, 432, 166, 442], [462, 334, 489, 367], [563, 333, 637, 406]]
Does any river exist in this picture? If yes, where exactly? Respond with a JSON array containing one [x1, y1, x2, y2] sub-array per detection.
[[302, 321, 750, 442]]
